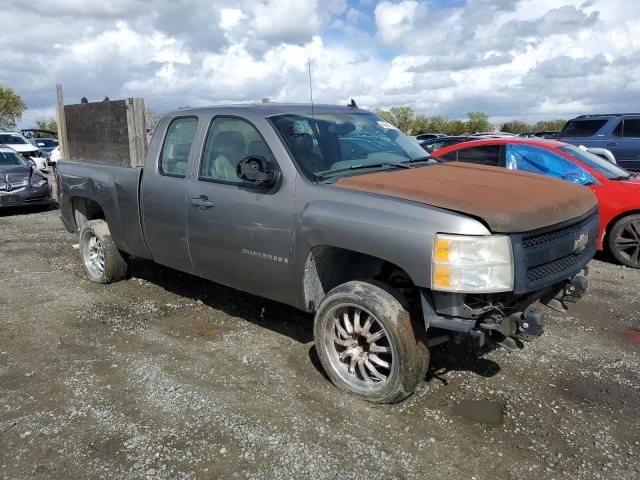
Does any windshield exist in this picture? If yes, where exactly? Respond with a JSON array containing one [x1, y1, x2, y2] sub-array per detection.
[[558, 145, 631, 180], [0, 134, 27, 144], [270, 112, 431, 180], [0, 150, 28, 166]]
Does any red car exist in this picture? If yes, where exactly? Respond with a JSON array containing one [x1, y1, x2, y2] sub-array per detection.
[[432, 138, 640, 268]]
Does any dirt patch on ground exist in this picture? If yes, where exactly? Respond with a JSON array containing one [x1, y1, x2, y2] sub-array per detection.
[[1, 207, 639, 480]]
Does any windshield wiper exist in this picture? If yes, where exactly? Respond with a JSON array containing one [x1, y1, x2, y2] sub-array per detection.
[[401, 156, 437, 164], [610, 175, 632, 181], [315, 162, 409, 180]]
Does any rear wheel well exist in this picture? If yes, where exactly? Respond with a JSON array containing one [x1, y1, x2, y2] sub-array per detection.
[[71, 197, 105, 231], [604, 210, 640, 248], [302, 246, 417, 313]]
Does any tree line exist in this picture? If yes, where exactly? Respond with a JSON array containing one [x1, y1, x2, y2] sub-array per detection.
[[376, 106, 566, 136], [2, 83, 567, 138]]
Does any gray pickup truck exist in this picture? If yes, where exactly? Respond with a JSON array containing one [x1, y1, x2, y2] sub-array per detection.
[[57, 103, 599, 403]]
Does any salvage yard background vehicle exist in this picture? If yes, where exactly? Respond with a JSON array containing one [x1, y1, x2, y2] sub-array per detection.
[[0, 145, 51, 208], [432, 138, 640, 268], [0, 132, 48, 171], [57, 102, 598, 403], [557, 113, 640, 171]]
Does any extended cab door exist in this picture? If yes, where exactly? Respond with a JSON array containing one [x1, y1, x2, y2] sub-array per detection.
[[141, 116, 200, 274], [186, 115, 296, 303]]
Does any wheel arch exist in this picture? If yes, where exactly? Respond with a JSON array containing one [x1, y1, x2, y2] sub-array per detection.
[[301, 245, 417, 313], [70, 196, 106, 232], [603, 209, 640, 245]]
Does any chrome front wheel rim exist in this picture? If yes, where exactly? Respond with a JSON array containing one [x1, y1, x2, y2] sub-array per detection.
[[323, 304, 395, 390], [82, 232, 105, 278]]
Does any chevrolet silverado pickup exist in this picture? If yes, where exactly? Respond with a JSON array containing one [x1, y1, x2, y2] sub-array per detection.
[[57, 104, 599, 403]]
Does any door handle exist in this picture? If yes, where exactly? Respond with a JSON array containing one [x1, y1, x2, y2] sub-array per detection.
[[606, 142, 618, 146], [191, 195, 214, 209]]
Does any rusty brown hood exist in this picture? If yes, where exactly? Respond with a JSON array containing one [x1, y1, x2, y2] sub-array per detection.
[[333, 162, 597, 233]]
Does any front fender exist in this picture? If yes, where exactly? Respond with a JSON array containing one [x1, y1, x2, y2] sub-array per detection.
[[292, 184, 490, 307]]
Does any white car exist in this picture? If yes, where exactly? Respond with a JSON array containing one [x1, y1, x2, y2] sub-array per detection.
[[0, 132, 48, 171]]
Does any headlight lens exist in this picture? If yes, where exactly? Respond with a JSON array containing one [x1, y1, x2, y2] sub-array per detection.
[[432, 234, 514, 293]]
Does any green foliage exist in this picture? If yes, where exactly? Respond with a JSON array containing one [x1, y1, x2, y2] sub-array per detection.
[[531, 119, 567, 132], [103, 96, 110, 102], [0, 85, 27, 130], [376, 105, 567, 137], [81, 97, 89, 104], [465, 112, 492, 134], [501, 120, 531, 134], [502, 119, 567, 134], [376, 106, 416, 134], [35, 118, 58, 133]]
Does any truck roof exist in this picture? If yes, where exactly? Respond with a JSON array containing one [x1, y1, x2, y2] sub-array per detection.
[[166, 103, 368, 117]]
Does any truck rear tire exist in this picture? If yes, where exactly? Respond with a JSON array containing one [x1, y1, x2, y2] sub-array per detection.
[[607, 214, 640, 268], [314, 280, 429, 403], [79, 219, 128, 283]]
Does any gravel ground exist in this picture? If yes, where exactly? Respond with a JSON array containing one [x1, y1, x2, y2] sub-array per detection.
[[1, 204, 639, 480]]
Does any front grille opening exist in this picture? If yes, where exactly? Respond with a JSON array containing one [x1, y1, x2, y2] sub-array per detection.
[[522, 214, 595, 249], [527, 255, 579, 283]]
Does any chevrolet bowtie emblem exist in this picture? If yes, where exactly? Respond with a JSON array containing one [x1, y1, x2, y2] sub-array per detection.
[[574, 232, 589, 253]]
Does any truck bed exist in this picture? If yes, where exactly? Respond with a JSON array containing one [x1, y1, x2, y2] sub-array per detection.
[[57, 160, 150, 259]]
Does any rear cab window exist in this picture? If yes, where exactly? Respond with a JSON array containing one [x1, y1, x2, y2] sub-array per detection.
[[560, 120, 607, 137], [159, 117, 198, 177]]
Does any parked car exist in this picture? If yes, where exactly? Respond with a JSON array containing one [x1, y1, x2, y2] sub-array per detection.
[[415, 133, 445, 141], [418, 135, 474, 153], [0, 132, 47, 171], [31, 138, 59, 159], [557, 114, 640, 171], [57, 104, 597, 403], [521, 131, 559, 139], [432, 138, 640, 268], [469, 131, 517, 138], [0, 146, 51, 208]]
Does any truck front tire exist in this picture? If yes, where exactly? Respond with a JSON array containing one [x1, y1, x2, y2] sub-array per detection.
[[314, 280, 429, 403], [79, 219, 128, 283]]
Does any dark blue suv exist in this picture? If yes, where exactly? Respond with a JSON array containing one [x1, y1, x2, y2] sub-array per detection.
[[557, 114, 640, 170]]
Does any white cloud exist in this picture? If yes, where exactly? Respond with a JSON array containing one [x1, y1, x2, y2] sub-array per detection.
[[374, 1, 426, 46], [1, 0, 639, 129], [247, 0, 322, 43]]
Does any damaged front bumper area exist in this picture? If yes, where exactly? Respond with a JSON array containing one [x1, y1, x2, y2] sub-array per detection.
[[422, 209, 598, 351], [421, 271, 589, 351]]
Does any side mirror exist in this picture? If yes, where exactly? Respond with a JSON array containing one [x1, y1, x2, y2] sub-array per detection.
[[236, 156, 279, 188]]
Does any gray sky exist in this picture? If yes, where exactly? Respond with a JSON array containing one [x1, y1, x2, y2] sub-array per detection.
[[2, 0, 639, 128]]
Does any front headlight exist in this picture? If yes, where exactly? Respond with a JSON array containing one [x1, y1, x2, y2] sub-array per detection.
[[432, 234, 514, 293]]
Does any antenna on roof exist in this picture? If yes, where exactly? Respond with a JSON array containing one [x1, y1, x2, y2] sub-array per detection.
[[307, 58, 315, 118], [348, 98, 358, 108]]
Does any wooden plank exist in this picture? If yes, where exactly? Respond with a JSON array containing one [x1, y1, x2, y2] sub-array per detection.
[[126, 98, 147, 168], [55, 84, 69, 158]]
